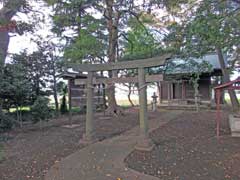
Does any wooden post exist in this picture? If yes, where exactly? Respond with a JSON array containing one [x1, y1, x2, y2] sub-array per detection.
[[157, 82, 162, 105], [85, 71, 95, 141], [182, 81, 185, 100], [68, 80, 72, 126], [102, 83, 106, 115], [135, 67, 154, 151], [167, 82, 171, 104]]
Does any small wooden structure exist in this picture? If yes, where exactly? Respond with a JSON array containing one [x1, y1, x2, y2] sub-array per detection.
[[159, 54, 224, 105], [214, 77, 240, 138], [62, 72, 105, 111], [68, 54, 171, 151]]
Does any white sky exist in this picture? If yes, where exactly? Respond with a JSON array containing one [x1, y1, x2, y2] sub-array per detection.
[[7, 1, 53, 56]]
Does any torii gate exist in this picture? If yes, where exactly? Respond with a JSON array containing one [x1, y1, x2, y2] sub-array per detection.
[[214, 77, 240, 138], [69, 54, 171, 151]]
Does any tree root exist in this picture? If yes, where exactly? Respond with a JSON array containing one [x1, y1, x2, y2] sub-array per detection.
[[105, 105, 124, 116]]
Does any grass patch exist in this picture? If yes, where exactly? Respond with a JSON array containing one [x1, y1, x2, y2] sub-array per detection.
[[224, 94, 240, 105], [71, 107, 82, 113], [9, 106, 30, 113]]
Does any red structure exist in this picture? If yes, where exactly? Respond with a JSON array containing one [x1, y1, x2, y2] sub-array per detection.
[[214, 77, 240, 138]]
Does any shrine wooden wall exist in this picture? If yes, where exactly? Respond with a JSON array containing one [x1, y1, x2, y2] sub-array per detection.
[[160, 76, 211, 101]]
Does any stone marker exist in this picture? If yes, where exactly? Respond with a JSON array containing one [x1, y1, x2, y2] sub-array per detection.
[[151, 92, 158, 112], [229, 114, 240, 137]]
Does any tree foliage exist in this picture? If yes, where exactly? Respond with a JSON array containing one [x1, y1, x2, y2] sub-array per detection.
[[122, 17, 161, 60], [0, 111, 13, 131], [165, 0, 240, 58], [60, 85, 68, 114], [31, 96, 52, 123], [1, 0, 240, 120], [12, 51, 50, 101], [164, 0, 240, 109], [0, 62, 32, 110]]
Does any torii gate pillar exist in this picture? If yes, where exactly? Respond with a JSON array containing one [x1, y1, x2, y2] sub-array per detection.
[[138, 67, 148, 135], [81, 71, 96, 143], [135, 67, 155, 151]]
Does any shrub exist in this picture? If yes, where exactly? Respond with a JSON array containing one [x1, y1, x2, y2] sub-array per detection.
[[60, 95, 68, 114], [31, 96, 52, 123], [0, 112, 13, 131]]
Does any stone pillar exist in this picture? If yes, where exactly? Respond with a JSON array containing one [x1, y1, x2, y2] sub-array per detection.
[[83, 71, 95, 143], [151, 92, 158, 112], [135, 67, 154, 151]]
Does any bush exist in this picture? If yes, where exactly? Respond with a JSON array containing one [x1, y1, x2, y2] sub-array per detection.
[[31, 96, 52, 123], [0, 112, 13, 131], [11, 109, 33, 122], [60, 95, 68, 114]]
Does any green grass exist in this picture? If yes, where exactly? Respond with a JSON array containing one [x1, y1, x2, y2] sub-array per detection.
[[9, 106, 30, 113], [117, 99, 153, 106], [71, 107, 82, 113], [224, 94, 240, 105], [117, 99, 138, 106]]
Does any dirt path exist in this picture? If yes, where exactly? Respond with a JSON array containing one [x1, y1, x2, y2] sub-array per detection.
[[125, 110, 240, 180], [45, 110, 183, 180], [0, 112, 140, 180]]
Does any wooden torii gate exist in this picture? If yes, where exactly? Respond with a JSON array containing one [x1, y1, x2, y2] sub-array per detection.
[[69, 54, 171, 150]]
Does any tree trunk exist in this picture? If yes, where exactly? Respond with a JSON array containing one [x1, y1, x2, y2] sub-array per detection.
[[19, 106, 23, 128], [0, 0, 23, 66], [216, 47, 239, 110], [0, 11, 10, 67], [0, 1, 24, 114], [0, 31, 9, 67], [0, 16, 10, 112], [127, 84, 135, 107], [16, 106, 22, 128], [35, 74, 40, 97], [105, 0, 123, 115], [53, 75, 59, 113]]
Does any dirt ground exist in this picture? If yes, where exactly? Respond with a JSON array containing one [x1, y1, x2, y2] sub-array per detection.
[[125, 110, 240, 180], [0, 111, 140, 180]]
